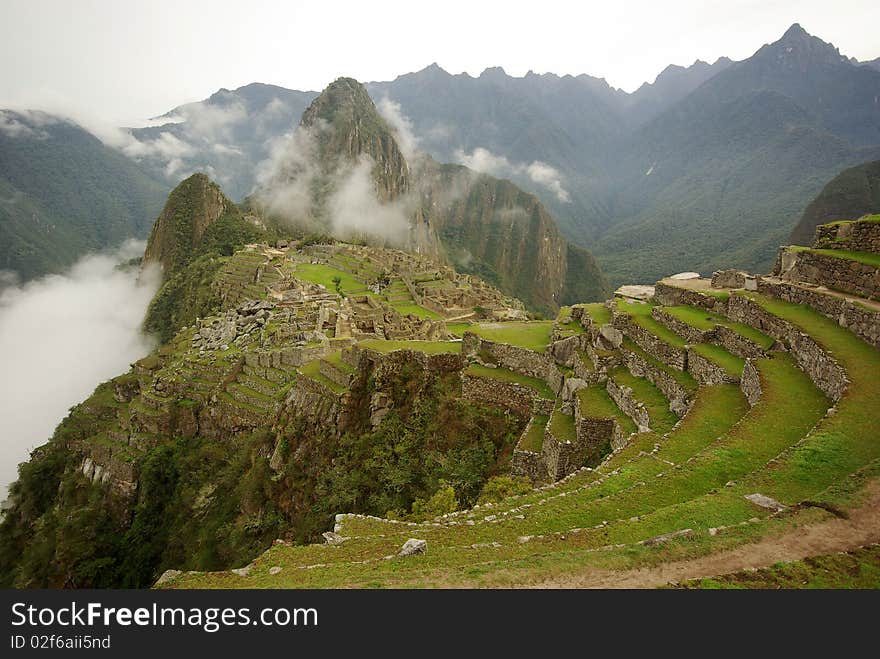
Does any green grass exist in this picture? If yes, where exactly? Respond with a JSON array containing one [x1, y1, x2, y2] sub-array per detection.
[[465, 364, 555, 399], [322, 350, 356, 374], [621, 338, 698, 392], [610, 368, 678, 435], [519, 415, 549, 452], [673, 544, 880, 589], [577, 385, 638, 436], [464, 322, 554, 353], [294, 263, 367, 294], [298, 360, 347, 394], [663, 305, 774, 349], [821, 214, 880, 227], [549, 409, 577, 443], [391, 303, 443, 320], [616, 299, 686, 348], [789, 246, 880, 268], [690, 343, 745, 378], [445, 323, 471, 337], [583, 302, 612, 326], [170, 290, 880, 590], [358, 339, 461, 355]]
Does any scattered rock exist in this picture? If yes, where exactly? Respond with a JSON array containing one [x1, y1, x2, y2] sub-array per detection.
[[268, 566, 282, 575], [231, 565, 252, 577], [398, 538, 427, 557], [322, 531, 350, 546], [155, 569, 182, 586], [744, 493, 786, 512], [640, 528, 693, 546]]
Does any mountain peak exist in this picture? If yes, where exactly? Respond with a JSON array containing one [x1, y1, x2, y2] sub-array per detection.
[[764, 22, 847, 66]]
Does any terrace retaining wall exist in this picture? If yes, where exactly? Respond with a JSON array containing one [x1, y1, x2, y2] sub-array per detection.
[[814, 220, 880, 254], [775, 248, 880, 301], [725, 295, 848, 401]]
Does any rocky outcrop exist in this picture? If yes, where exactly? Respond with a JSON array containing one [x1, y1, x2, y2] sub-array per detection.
[[143, 173, 236, 277]]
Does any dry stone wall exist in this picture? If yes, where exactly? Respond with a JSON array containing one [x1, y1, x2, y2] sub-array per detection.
[[613, 313, 687, 370], [652, 307, 712, 344], [740, 359, 762, 407], [461, 373, 536, 417], [620, 345, 692, 417], [726, 294, 848, 401], [606, 377, 650, 431], [686, 347, 738, 385], [757, 278, 880, 349], [462, 333, 562, 394], [654, 282, 721, 310], [776, 248, 880, 301], [814, 220, 880, 254]]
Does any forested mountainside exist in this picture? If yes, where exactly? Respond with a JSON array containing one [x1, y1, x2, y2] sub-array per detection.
[[0, 110, 168, 280], [790, 160, 880, 245]]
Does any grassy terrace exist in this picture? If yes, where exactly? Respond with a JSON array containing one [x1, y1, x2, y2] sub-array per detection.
[[615, 299, 686, 348], [298, 359, 347, 394], [821, 214, 880, 227], [789, 245, 880, 268], [464, 363, 555, 400], [391, 303, 443, 320], [464, 321, 554, 353], [322, 350, 356, 374], [170, 293, 880, 589], [445, 322, 471, 337], [663, 305, 774, 349], [519, 415, 549, 452], [690, 343, 745, 378], [610, 368, 678, 434], [577, 385, 638, 436], [733, 292, 880, 505], [674, 544, 880, 589], [621, 338, 697, 392], [583, 302, 612, 326], [549, 408, 577, 443], [358, 339, 461, 355], [293, 263, 368, 293]]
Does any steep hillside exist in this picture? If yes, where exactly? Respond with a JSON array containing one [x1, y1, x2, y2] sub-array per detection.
[[0, 110, 168, 280], [790, 160, 880, 245], [256, 77, 609, 314], [130, 83, 318, 200], [143, 174, 266, 342]]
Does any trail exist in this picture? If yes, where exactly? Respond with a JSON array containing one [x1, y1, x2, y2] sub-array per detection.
[[529, 480, 880, 588]]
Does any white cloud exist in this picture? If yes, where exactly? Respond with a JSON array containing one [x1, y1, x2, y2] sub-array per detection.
[[454, 146, 571, 202], [376, 97, 420, 161], [0, 241, 160, 498]]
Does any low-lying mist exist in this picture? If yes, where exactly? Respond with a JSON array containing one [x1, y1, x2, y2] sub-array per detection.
[[0, 240, 159, 499]]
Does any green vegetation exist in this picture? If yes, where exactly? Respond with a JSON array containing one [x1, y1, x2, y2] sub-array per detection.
[[615, 299, 686, 347], [549, 409, 576, 443], [583, 302, 612, 326], [621, 338, 698, 392], [519, 415, 549, 452], [662, 305, 774, 349], [0, 111, 168, 281], [788, 246, 880, 268], [391, 303, 443, 320], [577, 385, 638, 436], [690, 343, 745, 378], [445, 322, 472, 337], [294, 263, 366, 293], [298, 360, 347, 394], [674, 544, 880, 589], [610, 368, 678, 434], [464, 321, 554, 352], [465, 364, 555, 400], [477, 475, 533, 504]]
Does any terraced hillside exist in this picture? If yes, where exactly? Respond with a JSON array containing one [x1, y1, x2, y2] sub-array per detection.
[[159, 216, 880, 589]]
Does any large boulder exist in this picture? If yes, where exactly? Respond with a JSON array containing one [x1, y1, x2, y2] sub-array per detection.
[[398, 538, 427, 557]]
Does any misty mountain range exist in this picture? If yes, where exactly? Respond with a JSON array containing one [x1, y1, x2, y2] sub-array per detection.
[[2, 23, 880, 287]]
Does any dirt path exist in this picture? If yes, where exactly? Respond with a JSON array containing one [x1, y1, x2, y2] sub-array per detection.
[[530, 481, 880, 588]]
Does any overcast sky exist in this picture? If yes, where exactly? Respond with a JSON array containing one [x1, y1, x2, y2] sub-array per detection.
[[1, 0, 877, 125]]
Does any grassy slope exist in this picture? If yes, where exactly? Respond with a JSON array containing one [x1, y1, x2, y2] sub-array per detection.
[[464, 322, 555, 353]]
